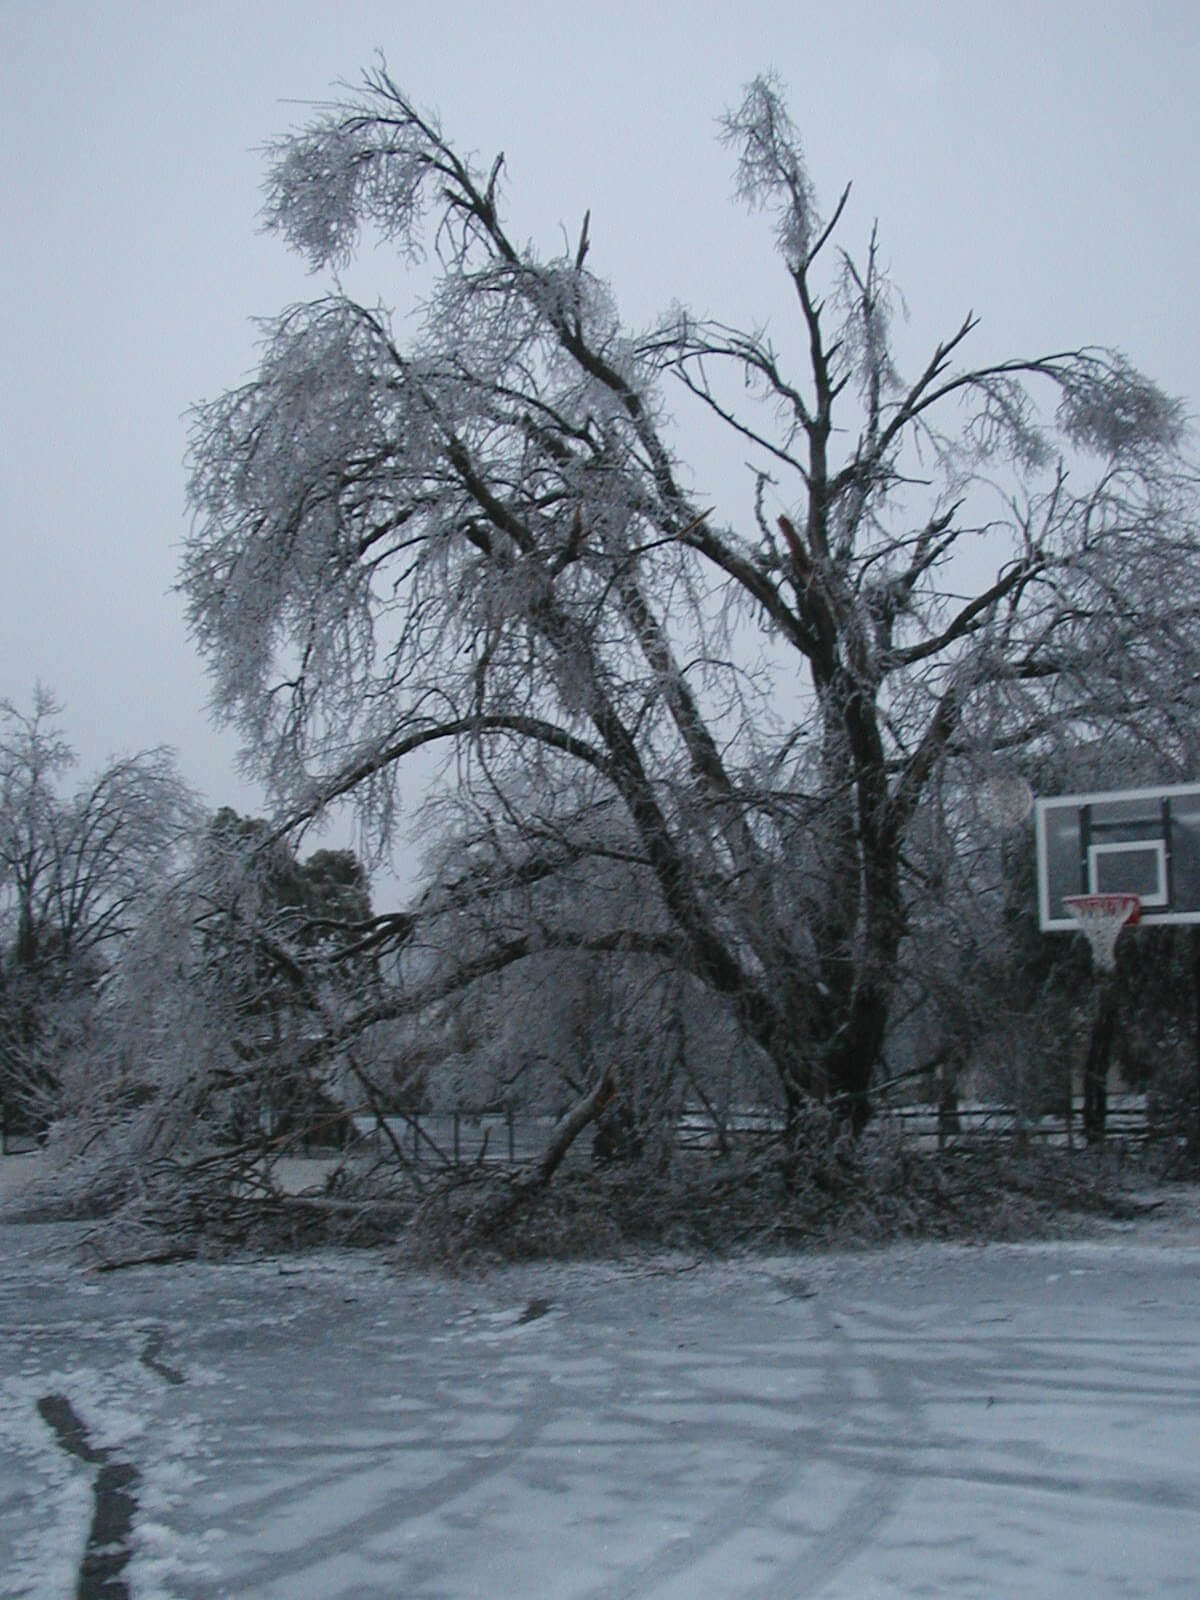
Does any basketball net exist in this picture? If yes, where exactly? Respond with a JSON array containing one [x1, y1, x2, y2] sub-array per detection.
[[1063, 894, 1141, 972]]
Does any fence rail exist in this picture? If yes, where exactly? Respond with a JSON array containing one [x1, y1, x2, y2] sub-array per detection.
[[343, 1095, 1153, 1167], [873, 1093, 1150, 1151], [350, 1111, 538, 1165], [0, 1096, 1157, 1164]]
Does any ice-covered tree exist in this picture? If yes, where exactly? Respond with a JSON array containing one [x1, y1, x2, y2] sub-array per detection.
[[183, 67, 1200, 1143], [0, 689, 197, 1126]]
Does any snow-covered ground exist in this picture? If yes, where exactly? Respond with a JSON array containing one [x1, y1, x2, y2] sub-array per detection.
[[2, 1164, 1199, 1598]]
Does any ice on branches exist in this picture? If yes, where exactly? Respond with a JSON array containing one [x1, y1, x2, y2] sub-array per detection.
[[720, 74, 821, 271], [1053, 351, 1186, 460], [178, 65, 1200, 1147], [261, 70, 456, 271]]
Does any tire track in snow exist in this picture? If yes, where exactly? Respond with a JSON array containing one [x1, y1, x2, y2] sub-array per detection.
[[575, 1296, 863, 1600], [230, 1354, 569, 1591], [742, 1311, 924, 1599]]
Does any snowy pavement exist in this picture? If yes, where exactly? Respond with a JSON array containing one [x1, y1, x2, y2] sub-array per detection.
[[2, 1195, 1200, 1597]]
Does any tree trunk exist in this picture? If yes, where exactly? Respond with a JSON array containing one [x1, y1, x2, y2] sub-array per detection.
[[821, 886, 904, 1135], [1082, 975, 1119, 1146], [825, 984, 892, 1135], [1189, 928, 1200, 1152], [937, 1058, 962, 1151]]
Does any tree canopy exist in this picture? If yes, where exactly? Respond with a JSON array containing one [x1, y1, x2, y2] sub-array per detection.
[[182, 68, 1200, 1138]]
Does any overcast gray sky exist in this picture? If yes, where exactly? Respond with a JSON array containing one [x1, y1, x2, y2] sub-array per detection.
[[2, 0, 1197, 902]]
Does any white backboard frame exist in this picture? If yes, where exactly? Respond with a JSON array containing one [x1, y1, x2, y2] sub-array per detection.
[[1087, 839, 1169, 905]]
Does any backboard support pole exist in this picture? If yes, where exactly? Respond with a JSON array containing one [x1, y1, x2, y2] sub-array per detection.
[[1064, 895, 1140, 1146]]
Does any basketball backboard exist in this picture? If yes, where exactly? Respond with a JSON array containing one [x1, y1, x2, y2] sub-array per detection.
[[1036, 781, 1200, 929]]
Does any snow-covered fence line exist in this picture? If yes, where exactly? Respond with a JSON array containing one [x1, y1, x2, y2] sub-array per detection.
[[346, 1107, 792, 1167], [338, 1098, 1154, 1172], [0, 1095, 1157, 1168], [872, 1093, 1150, 1152], [674, 1109, 781, 1152], [350, 1111, 551, 1166], [673, 1098, 1154, 1154]]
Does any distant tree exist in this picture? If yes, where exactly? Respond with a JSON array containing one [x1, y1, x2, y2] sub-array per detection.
[[0, 688, 197, 1127], [201, 811, 372, 997], [182, 66, 1200, 1155], [189, 809, 376, 1142]]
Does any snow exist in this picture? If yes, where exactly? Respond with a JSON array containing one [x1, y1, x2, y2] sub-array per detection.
[[2, 1182, 1200, 1597]]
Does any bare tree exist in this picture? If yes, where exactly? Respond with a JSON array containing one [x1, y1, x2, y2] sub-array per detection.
[[182, 67, 1200, 1147], [0, 689, 197, 1125]]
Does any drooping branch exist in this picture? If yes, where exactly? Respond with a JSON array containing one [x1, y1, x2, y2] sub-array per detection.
[[280, 715, 613, 835]]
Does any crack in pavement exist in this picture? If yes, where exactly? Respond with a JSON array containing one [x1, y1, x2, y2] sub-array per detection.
[[140, 1329, 186, 1386], [36, 1393, 141, 1600]]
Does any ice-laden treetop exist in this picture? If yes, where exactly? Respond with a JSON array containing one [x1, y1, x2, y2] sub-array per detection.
[[183, 66, 1199, 1124]]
